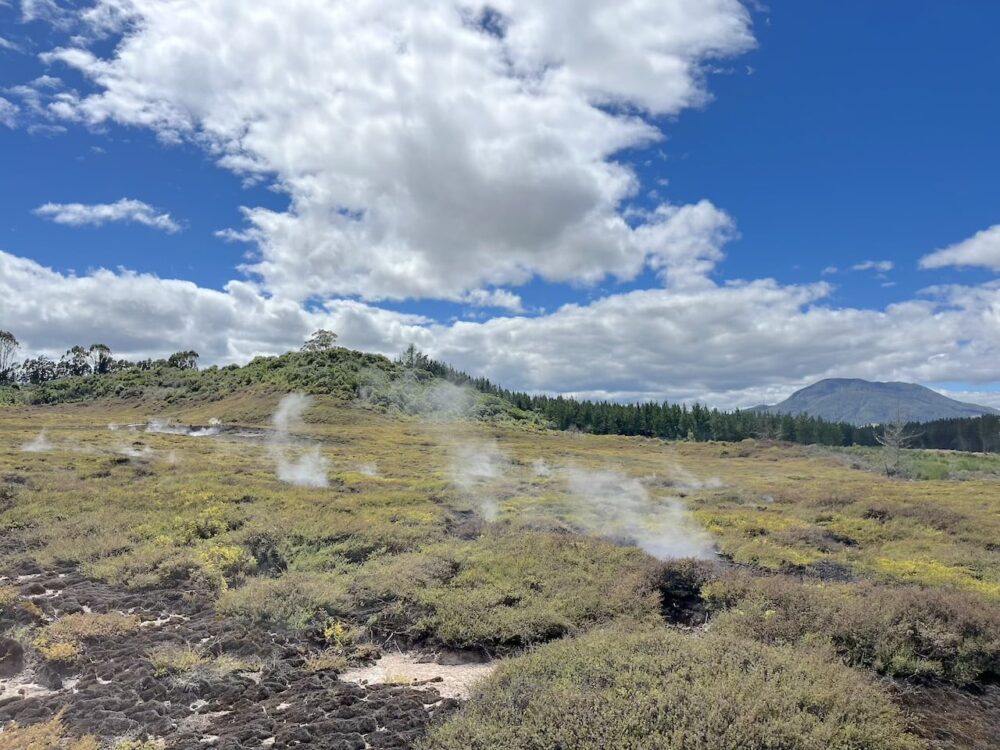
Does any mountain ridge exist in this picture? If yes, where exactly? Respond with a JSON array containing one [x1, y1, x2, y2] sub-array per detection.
[[754, 378, 998, 425]]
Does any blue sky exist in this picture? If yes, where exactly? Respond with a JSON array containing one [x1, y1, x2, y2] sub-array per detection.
[[1, 1, 999, 407]]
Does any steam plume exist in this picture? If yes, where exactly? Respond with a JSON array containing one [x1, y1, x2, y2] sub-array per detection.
[[21, 430, 52, 453], [270, 393, 329, 488], [450, 440, 509, 520], [561, 466, 715, 560]]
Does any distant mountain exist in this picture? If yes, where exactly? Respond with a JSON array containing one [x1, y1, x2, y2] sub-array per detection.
[[754, 378, 998, 425]]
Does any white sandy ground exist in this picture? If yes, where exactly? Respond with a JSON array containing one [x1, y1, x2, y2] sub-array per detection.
[[340, 652, 497, 699]]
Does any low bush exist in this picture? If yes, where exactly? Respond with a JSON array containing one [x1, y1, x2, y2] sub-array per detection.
[[0, 583, 17, 615], [421, 625, 923, 750], [217, 571, 348, 631], [0, 713, 99, 750], [148, 644, 205, 676], [305, 650, 350, 673], [349, 529, 662, 650], [33, 612, 141, 664], [704, 573, 1000, 684]]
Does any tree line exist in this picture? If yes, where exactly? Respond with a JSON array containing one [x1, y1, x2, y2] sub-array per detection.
[[0, 330, 199, 386], [398, 344, 997, 452]]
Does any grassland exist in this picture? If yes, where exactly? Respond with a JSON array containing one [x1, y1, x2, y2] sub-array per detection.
[[1, 390, 998, 747]]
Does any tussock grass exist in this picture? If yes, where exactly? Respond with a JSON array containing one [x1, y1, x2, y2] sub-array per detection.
[[33, 612, 141, 664], [147, 643, 258, 678]]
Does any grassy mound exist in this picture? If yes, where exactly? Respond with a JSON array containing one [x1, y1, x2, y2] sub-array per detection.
[[422, 625, 923, 750], [4, 348, 527, 423]]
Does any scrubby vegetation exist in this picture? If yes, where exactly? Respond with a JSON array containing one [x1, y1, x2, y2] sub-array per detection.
[[5, 337, 995, 453], [422, 626, 924, 750], [0, 713, 99, 750], [704, 573, 1000, 684], [1, 362, 997, 747], [33, 612, 141, 664]]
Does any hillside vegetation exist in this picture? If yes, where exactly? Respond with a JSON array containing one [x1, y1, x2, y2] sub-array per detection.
[[5, 344, 997, 454]]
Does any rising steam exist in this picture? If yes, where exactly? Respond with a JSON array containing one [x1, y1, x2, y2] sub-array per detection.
[[21, 430, 52, 453], [269, 393, 330, 488], [450, 440, 509, 520], [562, 466, 716, 560]]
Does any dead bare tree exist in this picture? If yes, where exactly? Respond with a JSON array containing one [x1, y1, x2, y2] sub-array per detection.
[[875, 407, 920, 477]]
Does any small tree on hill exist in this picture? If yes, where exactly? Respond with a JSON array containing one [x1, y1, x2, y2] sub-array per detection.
[[168, 350, 200, 370], [0, 330, 19, 384], [302, 329, 338, 352], [88, 344, 113, 375], [398, 343, 430, 370]]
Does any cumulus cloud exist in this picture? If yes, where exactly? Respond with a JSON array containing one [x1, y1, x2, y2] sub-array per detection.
[[37, 0, 754, 303], [461, 288, 524, 312], [33, 198, 181, 232], [920, 225, 1000, 272], [3, 1, 999, 409], [0, 250, 429, 364]]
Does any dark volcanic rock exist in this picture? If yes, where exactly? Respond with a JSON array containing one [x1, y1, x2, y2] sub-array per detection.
[[0, 638, 23, 678], [0, 568, 461, 749]]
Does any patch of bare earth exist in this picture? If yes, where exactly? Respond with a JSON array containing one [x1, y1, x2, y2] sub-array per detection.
[[340, 651, 497, 700]]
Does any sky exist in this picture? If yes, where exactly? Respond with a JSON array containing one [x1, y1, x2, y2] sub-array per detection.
[[1, 0, 999, 409]]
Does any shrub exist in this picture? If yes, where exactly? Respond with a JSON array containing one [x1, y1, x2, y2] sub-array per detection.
[[305, 650, 350, 673], [148, 644, 205, 676], [217, 571, 348, 631], [0, 713, 99, 750], [0, 583, 17, 615], [422, 625, 923, 750], [704, 573, 1000, 684], [349, 530, 662, 650], [33, 612, 141, 664], [148, 644, 258, 678]]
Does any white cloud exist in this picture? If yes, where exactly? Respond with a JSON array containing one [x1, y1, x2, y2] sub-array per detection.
[[0, 250, 428, 364], [920, 224, 1000, 272], [0, 36, 24, 53], [933, 389, 1000, 410], [462, 288, 524, 312], [6, 2, 999, 410], [851, 259, 894, 273], [20, 0, 71, 26], [33, 198, 181, 233], [38, 0, 754, 303], [4, 249, 1000, 410], [0, 97, 17, 128]]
